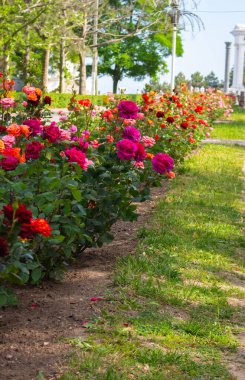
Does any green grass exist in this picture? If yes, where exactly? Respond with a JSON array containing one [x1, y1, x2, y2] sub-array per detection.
[[211, 108, 245, 140], [14, 92, 142, 108], [59, 141, 245, 379]]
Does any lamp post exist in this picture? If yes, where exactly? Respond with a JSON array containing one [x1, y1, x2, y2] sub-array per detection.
[[170, 0, 180, 92]]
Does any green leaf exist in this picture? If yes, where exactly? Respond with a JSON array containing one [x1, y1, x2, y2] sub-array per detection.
[[31, 268, 43, 284], [71, 188, 82, 201]]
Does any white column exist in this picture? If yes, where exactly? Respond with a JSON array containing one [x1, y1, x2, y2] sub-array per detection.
[[224, 42, 232, 93], [231, 25, 245, 92]]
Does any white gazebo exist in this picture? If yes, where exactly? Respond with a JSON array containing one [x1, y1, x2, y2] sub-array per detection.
[[230, 24, 245, 93]]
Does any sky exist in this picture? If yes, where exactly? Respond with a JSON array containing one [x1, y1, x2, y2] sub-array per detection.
[[95, 0, 245, 94]]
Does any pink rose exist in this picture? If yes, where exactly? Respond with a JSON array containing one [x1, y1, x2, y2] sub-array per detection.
[[116, 139, 137, 160], [69, 125, 78, 134], [81, 130, 90, 139], [122, 126, 141, 142], [118, 100, 139, 119], [142, 136, 155, 148], [22, 86, 36, 95], [59, 129, 71, 141], [65, 147, 87, 169], [137, 113, 144, 120], [91, 140, 100, 149], [152, 153, 174, 174], [79, 140, 89, 152], [0, 98, 15, 108], [83, 158, 94, 170], [133, 161, 144, 169], [123, 119, 136, 125], [2, 135, 16, 148]]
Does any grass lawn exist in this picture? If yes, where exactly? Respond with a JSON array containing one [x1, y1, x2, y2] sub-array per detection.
[[58, 143, 245, 379], [211, 108, 245, 140]]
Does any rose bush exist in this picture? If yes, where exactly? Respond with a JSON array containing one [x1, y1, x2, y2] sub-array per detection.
[[0, 73, 233, 306]]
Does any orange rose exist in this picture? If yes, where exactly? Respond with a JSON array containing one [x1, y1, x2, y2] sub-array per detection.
[[28, 92, 37, 101], [35, 88, 42, 97], [0, 140, 5, 153], [166, 171, 175, 179], [7, 124, 22, 137], [20, 125, 31, 138], [31, 218, 52, 237], [19, 153, 26, 163], [3, 147, 22, 161], [146, 153, 154, 160], [106, 135, 114, 143]]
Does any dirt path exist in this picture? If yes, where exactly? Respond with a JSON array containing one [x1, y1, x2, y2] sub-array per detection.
[[0, 186, 164, 380]]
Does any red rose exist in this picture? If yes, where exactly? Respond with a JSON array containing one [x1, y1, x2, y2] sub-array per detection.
[[44, 96, 52, 105], [0, 237, 8, 257], [43, 124, 61, 143], [134, 142, 146, 162], [156, 111, 165, 118], [180, 122, 189, 129], [78, 98, 91, 107], [166, 116, 175, 123], [19, 224, 35, 239], [0, 125, 7, 133], [0, 156, 19, 171], [3, 204, 32, 224], [25, 141, 43, 160]]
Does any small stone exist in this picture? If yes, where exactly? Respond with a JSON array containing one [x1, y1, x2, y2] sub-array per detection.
[[6, 355, 13, 360], [43, 342, 49, 346]]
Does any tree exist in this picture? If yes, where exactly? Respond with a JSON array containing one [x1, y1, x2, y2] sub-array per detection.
[[190, 71, 204, 87], [98, 31, 182, 93], [175, 71, 187, 87], [204, 71, 220, 88]]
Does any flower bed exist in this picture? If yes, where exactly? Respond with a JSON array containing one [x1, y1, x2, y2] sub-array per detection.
[[0, 76, 233, 306]]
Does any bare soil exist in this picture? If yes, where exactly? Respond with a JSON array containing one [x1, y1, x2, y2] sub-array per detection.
[[0, 186, 164, 380]]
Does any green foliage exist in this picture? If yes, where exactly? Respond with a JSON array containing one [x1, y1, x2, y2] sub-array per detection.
[[204, 71, 220, 88], [41, 93, 142, 108], [190, 71, 204, 87], [98, 31, 183, 92], [175, 71, 187, 87]]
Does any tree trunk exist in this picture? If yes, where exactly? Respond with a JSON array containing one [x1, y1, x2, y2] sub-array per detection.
[[113, 65, 121, 93], [3, 44, 10, 77], [79, 45, 87, 94], [42, 46, 50, 92], [113, 76, 119, 94], [23, 26, 30, 82], [91, 0, 99, 95], [23, 48, 30, 82], [79, 10, 87, 95], [59, 39, 65, 93]]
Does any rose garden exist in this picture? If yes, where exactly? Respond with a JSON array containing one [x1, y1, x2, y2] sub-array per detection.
[[1, 1, 245, 379]]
